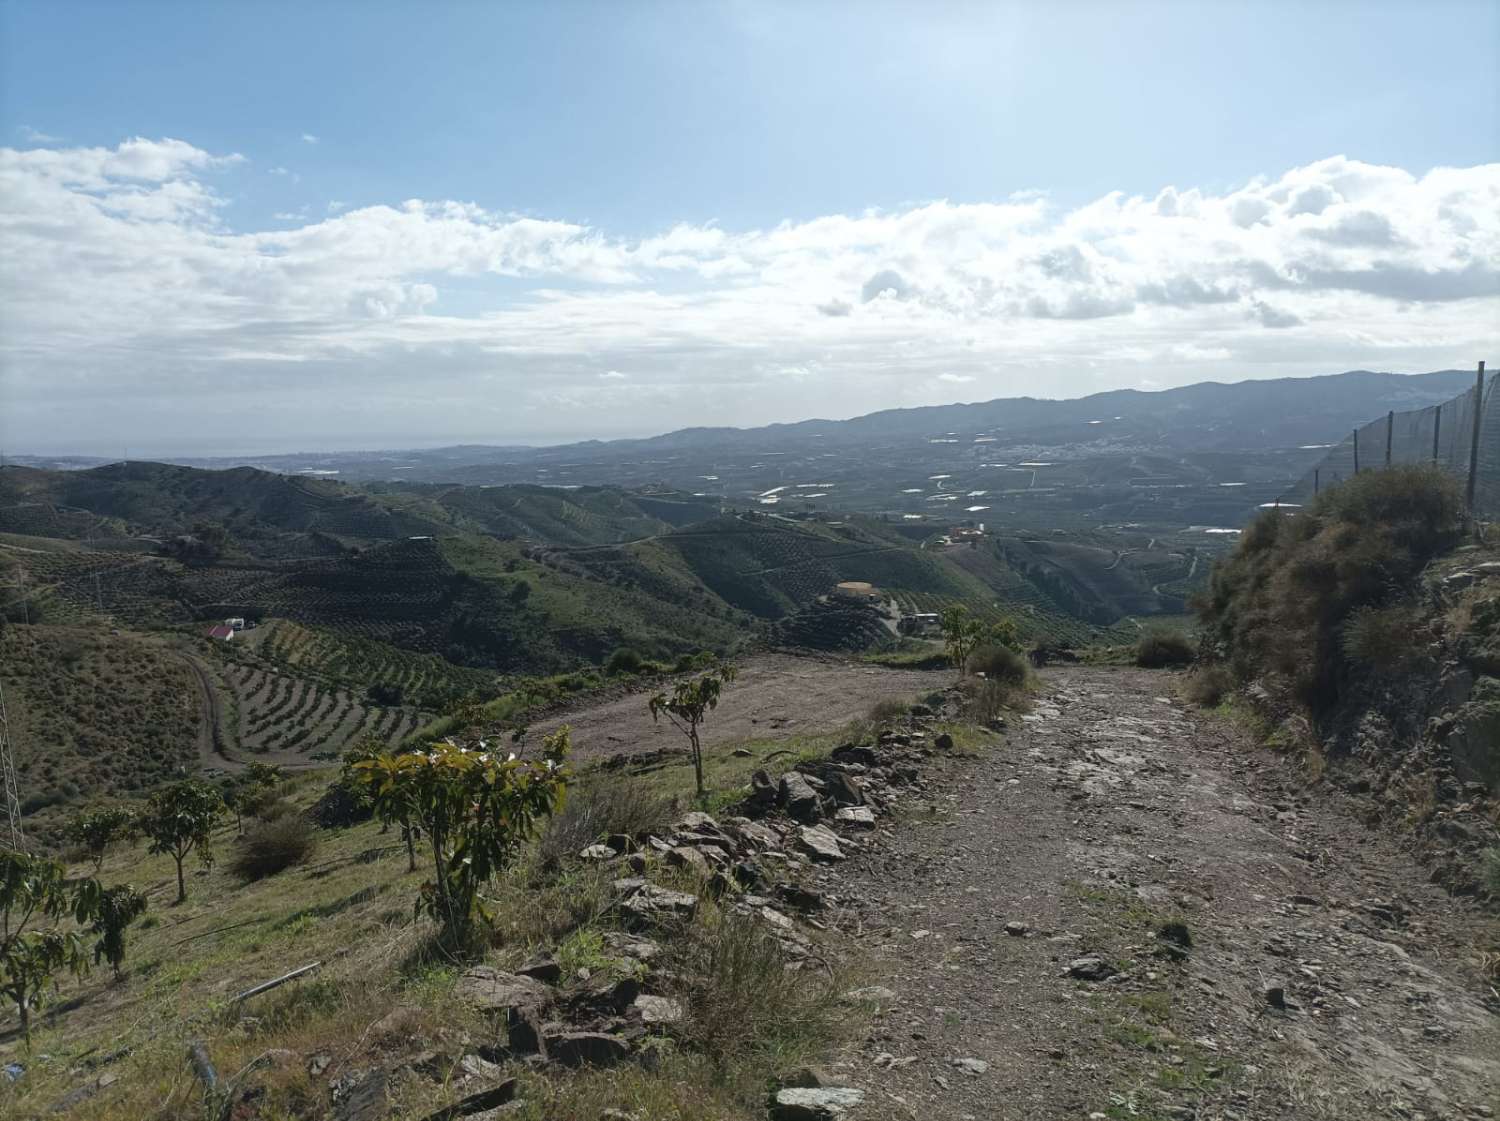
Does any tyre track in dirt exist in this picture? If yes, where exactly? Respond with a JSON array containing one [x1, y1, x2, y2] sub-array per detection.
[[826, 666, 1499, 1121]]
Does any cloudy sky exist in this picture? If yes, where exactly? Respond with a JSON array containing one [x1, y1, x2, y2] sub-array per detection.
[[1, 1, 1496, 456]]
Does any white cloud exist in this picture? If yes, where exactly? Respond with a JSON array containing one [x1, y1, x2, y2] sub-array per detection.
[[599, 371, 627, 379], [18, 125, 61, 143], [301, 133, 319, 145], [1, 140, 1496, 452]]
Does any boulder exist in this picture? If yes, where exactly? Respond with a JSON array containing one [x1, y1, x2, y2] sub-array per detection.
[[620, 885, 699, 927], [331, 1069, 388, 1121], [934, 732, 955, 751], [821, 771, 864, 807], [579, 844, 616, 861], [543, 1030, 631, 1068], [833, 806, 876, 830], [1067, 956, 1115, 982], [778, 773, 823, 823], [769, 1087, 865, 1120], [676, 811, 723, 834], [455, 968, 552, 1020], [631, 994, 684, 1025], [515, 954, 562, 985], [831, 744, 878, 767], [415, 1077, 519, 1121], [665, 846, 712, 876], [795, 825, 844, 863]]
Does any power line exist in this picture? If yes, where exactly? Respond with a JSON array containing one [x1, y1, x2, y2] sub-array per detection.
[[0, 675, 24, 851]]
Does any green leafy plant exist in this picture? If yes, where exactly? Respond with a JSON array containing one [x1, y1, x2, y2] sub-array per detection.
[[231, 814, 319, 881], [0, 850, 102, 1044], [649, 665, 738, 800], [89, 884, 148, 981], [353, 727, 572, 948], [941, 605, 984, 679], [64, 807, 135, 872], [137, 779, 226, 903], [1136, 628, 1195, 668]]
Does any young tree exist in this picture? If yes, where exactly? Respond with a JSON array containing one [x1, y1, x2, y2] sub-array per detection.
[[89, 885, 148, 981], [940, 606, 983, 679], [648, 664, 738, 800], [986, 615, 1023, 653], [353, 728, 571, 949], [0, 851, 101, 1045], [138, 780, 225, 903], [64, 807, 135, 872]]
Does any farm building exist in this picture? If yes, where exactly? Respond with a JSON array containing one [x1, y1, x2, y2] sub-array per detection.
[[898, 612, 942, 636], [206, 624, 235, 641], [224, 616, 246, 631], [832, 580, 880, 604]]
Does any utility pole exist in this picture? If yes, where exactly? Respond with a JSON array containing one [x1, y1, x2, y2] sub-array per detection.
[[1467, 361, 1486, 513], [0, 677, 24, 852]]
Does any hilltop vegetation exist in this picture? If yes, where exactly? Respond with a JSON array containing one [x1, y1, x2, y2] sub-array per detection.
[[0, 626, 199, 842]]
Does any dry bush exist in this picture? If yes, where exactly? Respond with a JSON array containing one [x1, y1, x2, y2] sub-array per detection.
[[1341, 603, 1423, 673], [231, 813, 318, 881], [868, 697, 910, 723], [967, 643, 1029, 685], [1199, 465, 1462, 714], [1136, 629, 1194, 669], [1480, 846, 1500, 899], [537, 777, 673, 868], [1182, 664, 1234, 707], [964, 678, 1028, 724], [669, 915, 847, 1071]]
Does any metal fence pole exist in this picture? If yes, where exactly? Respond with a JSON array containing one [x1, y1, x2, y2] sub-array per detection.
[[1352, 428, 1360, 474], [1433, 406, 1441, 463], [1467, 361, 1486, 512], [1385, 411, 1394, 466]]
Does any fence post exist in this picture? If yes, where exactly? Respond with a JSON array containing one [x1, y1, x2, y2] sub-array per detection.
[[1352, 428, 1360, 474], [1385, 411, 1394, 466], [1314, 467, 1320, 496], [1433, 406, 1442, 463], [1467, 361, 1486, 513]]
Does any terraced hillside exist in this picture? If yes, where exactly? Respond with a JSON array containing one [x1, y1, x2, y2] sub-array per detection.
[[198, 649, 428, 763]]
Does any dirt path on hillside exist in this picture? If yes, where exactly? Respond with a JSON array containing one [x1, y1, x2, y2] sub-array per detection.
[[532, 653, 947, 763], [826, 666, 1499, 1121]]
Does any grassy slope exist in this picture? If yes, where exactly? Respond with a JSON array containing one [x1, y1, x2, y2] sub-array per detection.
[[0, 626, 200, 842], [0, 702, 977, 1121]]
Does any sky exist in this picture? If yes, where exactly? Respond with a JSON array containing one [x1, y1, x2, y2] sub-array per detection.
[[1, 0, 1497, 457]]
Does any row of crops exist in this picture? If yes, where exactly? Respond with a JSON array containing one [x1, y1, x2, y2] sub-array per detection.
[[255, 619, 498, 708], [219, 661, 426, 759]]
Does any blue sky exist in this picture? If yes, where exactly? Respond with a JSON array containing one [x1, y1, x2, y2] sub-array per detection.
[[1, 1, 1496, 454]]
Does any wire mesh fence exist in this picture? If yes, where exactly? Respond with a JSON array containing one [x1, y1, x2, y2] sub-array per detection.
[[1287, 365, 1498, 515]]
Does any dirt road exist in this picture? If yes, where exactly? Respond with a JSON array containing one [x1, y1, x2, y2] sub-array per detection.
[[533, 653, 948, 763], [829, 666, 1499, 1120]]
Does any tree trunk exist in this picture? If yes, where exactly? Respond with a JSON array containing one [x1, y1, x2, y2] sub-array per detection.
[[175, 853, 186, 903], [18, 999, 29, 1047], [690, 727, 704, 800], [404, 826, 416, 873]]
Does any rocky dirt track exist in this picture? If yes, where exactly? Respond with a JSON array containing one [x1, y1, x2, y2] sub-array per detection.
[[826, 666, 1499, 1121]]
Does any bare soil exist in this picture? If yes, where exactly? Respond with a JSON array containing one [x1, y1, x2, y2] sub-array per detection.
[[822, 666, 1499, 1120], [531, 653, 947, 764]]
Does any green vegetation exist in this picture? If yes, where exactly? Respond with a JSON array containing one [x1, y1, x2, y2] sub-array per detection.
[[968, 642, 1029, 685], [1134, 627, 1195, 669], [138, 780, 226, 904], [64, 807, 135, 872], [88, 884, 148, 981], [941, 604, 984, 677], [231, 814, 320, 882], [351, 727, 572, 948], [649, 664, 739, 800], [1181, 664, 1234, 707], [1198, 465, 1462, 714], [0, 850, 104, 1044]]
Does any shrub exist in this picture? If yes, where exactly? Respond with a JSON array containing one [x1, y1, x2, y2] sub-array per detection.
[[963, 678, 1027, 724], [1199, 465, 1463, 714], [231, 814, 318, 881], [1182, 665, 1234, 707], [1341, 603, 1423, 673], [537, 777, 673, 869], [670, 915, 845, 1071], [868, 698, 910, 724], [1481, 846, 1500, 898], [967, 643, 1029, 685], [1135, 628, 1195, 669], [606, 647, 646, 675], [137, 780, 225, 904], [351, 728, 571, 948], [64, 807, 134, 872]]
